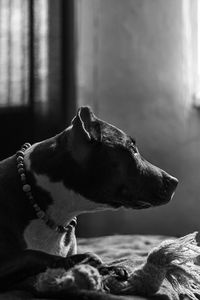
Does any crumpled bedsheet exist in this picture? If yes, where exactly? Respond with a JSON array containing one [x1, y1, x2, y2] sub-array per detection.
[[0, 234, 183, 300]]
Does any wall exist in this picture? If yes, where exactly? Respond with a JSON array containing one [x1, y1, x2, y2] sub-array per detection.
[[76, 0, 200, 237]]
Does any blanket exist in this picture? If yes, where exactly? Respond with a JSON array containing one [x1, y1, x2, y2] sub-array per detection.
[[0, 234, 188, 300]]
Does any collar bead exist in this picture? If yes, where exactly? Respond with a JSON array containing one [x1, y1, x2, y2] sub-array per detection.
[[16, 143, 77, 234]]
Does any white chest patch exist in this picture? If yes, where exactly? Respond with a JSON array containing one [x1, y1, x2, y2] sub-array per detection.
[[24, 220, 75, 256], [23, 144, 109, 254], [33, 173, 108, 224]]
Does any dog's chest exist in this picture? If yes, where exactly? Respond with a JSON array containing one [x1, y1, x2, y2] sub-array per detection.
[[23, 219, 76, 256]]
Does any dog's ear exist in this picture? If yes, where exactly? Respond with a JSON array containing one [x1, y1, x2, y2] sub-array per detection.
[[71, 106, 102, 142], [71, 107, 92, 142], [68, 107, 101, 164]]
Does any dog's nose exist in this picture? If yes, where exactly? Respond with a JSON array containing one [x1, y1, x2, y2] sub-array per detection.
[[170, 175, 179, 189], [163, 174, 178, 196]]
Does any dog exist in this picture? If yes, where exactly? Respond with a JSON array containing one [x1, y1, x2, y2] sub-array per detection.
[[0, 106, 178, 297]]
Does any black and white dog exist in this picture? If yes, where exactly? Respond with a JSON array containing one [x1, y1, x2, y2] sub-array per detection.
[[0, 106, 178, 296]]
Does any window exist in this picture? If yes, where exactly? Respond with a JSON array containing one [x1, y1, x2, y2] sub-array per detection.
[[0, 0, 76, 159], [0, 0, 48, 107]]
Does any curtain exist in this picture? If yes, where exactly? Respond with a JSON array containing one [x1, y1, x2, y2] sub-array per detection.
[[0, 0, 29, 106], [0, 0, 49, 107], [0, 0, 76, 159]]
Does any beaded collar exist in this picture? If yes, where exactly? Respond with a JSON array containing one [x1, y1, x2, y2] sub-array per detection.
[[16, 143, 77, 234]]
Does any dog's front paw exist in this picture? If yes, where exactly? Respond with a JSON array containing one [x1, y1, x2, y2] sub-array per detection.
[[35, 265, 102, 293], [70, 264, 102, 290], [99, 265, 128, 281]]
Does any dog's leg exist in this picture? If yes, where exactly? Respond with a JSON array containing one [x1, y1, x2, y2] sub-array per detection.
[[0, 250, 103, 291]]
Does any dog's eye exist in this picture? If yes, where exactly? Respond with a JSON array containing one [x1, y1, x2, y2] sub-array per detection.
[[132, 145, 138, 154], [129, 139, 138, 154], [130, 138, 136, 145]]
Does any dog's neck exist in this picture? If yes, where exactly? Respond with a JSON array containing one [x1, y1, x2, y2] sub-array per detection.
[[29, 172, 107, 226], [22, 144, 108, 254], [24, 144, 108, 225], [0, 155, 36, 227]]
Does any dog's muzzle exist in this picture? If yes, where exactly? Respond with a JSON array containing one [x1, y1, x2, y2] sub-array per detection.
[[160, 174, 178, 203]]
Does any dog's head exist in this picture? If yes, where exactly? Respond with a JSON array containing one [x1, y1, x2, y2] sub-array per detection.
[[27, 106, 178, 212]]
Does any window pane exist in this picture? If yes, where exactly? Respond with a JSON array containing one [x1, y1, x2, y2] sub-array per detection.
[[0, 0, 48, 107], [34, 0, 48, 104], [0, 0, 29, 106]]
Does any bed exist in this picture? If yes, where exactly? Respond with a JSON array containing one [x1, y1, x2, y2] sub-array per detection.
[[0, 234, 187, 300]]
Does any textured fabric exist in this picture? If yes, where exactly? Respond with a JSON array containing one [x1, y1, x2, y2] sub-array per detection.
[[0, 234, 184, 300]]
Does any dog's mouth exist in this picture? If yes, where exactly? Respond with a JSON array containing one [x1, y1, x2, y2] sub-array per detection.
[[113, 186, 177, 210], [109, 198, 153, 210], [122, 199, 156, 210], [120, 196, 173, 210], [134, 201, 153, 209], [131, 189, 176, 209], [137, 189, 177, 209], [115, 173, 178, 210]]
